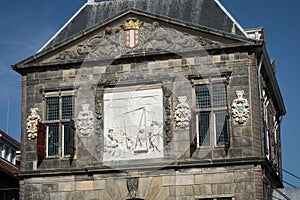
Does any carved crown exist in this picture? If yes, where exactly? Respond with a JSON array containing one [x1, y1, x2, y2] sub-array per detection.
[[123, 18, 142, 30]]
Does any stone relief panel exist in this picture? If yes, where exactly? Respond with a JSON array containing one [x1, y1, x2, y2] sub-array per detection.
[[103, 88, 164, 161], [26, 107, 41, 140], [231, 90, 250, 124]]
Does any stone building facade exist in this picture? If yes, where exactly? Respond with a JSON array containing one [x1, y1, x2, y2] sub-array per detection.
[[13, 0, 286, 199]]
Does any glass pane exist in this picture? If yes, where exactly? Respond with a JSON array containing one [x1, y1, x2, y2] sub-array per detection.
[[213, 83, 227, 108], [215, 111, 229, 145], [198, 112, 210, 146], [46, 97, 59, 120], [196, 84, 211, 109], [62, 96, 74, 120], [62, 123, 71, 156], [48, 123, 59, 156]]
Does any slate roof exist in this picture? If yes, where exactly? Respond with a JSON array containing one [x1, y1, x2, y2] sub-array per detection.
[[40, 0, 247, 51]]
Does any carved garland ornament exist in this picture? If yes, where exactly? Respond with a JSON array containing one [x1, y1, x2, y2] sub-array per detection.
[[77, 104, 94, 137], [26, 108, 41, 140], [174, 96, 191, 129], [54, 18, 221, 61], [231, 90, 250, 124]]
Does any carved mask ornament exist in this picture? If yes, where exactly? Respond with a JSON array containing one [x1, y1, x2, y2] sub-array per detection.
[[26, 108, 41, 140], [77, 104, 94, 137], [231, 90, 250, 124], [175, 96, 191, 129]]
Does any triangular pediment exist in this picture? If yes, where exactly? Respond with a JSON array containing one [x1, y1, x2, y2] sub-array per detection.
[[13, 10, 256, 70]]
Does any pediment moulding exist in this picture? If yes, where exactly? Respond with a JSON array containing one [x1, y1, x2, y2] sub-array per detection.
[[42, 17, 226, 64]]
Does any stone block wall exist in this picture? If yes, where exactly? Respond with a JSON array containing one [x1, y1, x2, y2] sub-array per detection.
[[20, 51, 261, 170], [20, 165, 261, 200]]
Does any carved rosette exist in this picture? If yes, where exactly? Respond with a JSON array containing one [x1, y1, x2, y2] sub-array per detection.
[[174, 96, 191, 129], [77, 104, 94, 137], [26, 108, 41, 140], [231, 90, 250, 124]]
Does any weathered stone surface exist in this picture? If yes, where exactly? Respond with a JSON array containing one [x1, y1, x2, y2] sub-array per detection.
[[147, 177, 162, 199], [76, 181, 94, 191], [105, 179, 122, 200], [175, 175, 194, 185], [98, 190, 112, 200], [163, 176, 175, 186], [138, 177, 152, 198], [94, 180, 106, 190], [58, 182, 75, 192], [41, 183, 58, 193], [154, 187, 169, 200]]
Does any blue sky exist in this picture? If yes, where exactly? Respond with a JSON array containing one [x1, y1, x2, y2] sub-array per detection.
[[0, 0, 299, 188]]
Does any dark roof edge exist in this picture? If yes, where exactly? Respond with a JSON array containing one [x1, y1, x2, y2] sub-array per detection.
[[37, 3, 89, 53], [262, 45, 286, 116], [214, 0, 248, 37]]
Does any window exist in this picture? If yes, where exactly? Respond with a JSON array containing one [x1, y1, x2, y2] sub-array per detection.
[[194, 82, 229, 147], [45, 92, 74, 157], [0, 143, 3, 158], [5, 146, 10, 161]]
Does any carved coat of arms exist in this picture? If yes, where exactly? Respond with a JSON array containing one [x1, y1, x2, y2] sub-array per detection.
[[175, 96, 191, 128], [231, 90, 250, 124], [77, 104, 94, 137], [26, 108, 41, 140], [123, 18, 142, 48]]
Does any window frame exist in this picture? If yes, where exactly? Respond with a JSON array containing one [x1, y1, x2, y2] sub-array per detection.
[[44, 91, 75, 158], [193, 79, 229, 148]]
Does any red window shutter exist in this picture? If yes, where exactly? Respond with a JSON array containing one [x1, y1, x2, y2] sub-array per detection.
[[69, 120, 76, 159], [37, 122, 46, 159], [191, 110, 197, 147]]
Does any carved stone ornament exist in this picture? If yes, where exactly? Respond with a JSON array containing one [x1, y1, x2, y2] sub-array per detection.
[[26, 108, 41, 140], [77, 104, 94, 137], [103, 89, 164, 161], [53, 18, 221, 62], [127, 178, 139, 199], [231, 90, 250, 124], [123, 18, 143, 49], [175, 96, 191, 128]]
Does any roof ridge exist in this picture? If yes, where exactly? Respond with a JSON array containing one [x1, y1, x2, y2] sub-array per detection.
[[31, 0, 248, 54], [37, 3, 88, 52], [214, 0, 248, 37]]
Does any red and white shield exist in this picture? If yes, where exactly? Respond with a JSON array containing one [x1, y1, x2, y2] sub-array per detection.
[[125, 29, 140, 48]]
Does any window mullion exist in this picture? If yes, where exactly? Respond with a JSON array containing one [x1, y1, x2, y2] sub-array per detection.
[[209, 83, 214, 147], [211, 110, 216, 146], [59, 95, 62, 157]]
